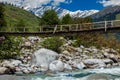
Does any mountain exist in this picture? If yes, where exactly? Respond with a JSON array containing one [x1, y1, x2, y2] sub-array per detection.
[[28, 6, 99, 18], [0, 1, 99, 18], [1, 3, 40, 28], [91, 6, 120, 21]]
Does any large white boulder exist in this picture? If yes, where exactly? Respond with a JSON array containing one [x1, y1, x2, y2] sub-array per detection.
[[31, 48, 58, 67], [40, 64, 49, 72], [49, 60, 64, 72]]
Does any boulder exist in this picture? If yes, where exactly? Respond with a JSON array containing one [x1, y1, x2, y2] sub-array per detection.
[[0, 67, 8, 74], [103, 59, 113, 64], [72, 60, 86, 69], [49, 60, 64, 72], [24, 41, 32, 47], [40, 64, 49, 72], [83, 59, 109, 68], [11, 60, 22, 67], [77, 62, 86, 69], [23, 69, 30, 74], [31, 48, 58, 67], [64, 63, 72, 70], [83, 59, 103, 65], [77, 48, 83, 53], [28, 36, 40, 43], [2, 60, 15, 69]]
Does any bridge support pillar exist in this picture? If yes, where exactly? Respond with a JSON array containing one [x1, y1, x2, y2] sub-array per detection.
[[105, 21, 107, 32]]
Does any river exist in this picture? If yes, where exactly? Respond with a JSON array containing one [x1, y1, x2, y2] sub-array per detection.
[[1, 67, 120, 80]]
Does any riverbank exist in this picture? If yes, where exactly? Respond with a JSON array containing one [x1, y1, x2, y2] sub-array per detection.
[[0, 36, 120, 74]]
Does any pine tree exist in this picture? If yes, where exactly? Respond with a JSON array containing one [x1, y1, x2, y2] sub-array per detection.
[[40, 10, 60, 25], [61, 14, 73, 24]]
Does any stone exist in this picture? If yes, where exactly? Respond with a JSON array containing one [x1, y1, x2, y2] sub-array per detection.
[[15, 67, 21, 72], [24, 41, 32, 47], [49, 60, 64, 72], [109, 49, 117, 54], [62, 50, 70, 55], [77, 62, 86, 69], [64, 63, 72, 70], [109, 54, 118, 63], [11, 60, 22, 67], [2, 60, 15, 69], [92, 48, 98, 54], [40, 64, 49, 72], [80, 45, 84, 49], [23, 69, 30, 74], [31, 48, 58, 67], [103, 59, 113, 64], [0, 67, 8, 74], [77, 48, 83, 53], [83, 59, 103, 65], [28, 36, 40, 43]]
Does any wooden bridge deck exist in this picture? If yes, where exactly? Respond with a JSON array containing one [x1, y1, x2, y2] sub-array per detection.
[[0, 20, 120, 36]]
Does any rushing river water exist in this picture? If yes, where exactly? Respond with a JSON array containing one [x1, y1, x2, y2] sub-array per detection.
[[1, 67, 120, 80]]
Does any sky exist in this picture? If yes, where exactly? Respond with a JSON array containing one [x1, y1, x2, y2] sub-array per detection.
[[0, 0, 120, 11], [60, 0, 104, 11]]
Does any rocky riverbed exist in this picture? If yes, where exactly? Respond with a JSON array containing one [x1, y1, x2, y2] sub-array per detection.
[[0, 36, 120, 74]]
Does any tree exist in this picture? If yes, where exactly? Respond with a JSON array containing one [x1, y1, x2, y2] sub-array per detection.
[[0, 3, 7, 28], [61, 14, 73, 24], [40, 10, 60, 25]]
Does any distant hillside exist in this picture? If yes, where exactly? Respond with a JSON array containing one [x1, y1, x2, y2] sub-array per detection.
[[2, 3, 40, 28], [91, 6, 120, 22]]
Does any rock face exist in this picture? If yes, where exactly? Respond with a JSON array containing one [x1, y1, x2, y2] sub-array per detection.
[[49, 60, 64, 72], [31, 48, 58, 67]]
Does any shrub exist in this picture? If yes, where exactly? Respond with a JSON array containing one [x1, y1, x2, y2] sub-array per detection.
[[72, 33, 120, 49], [0, 36, 22, 59], [42, 37, 63, 52]]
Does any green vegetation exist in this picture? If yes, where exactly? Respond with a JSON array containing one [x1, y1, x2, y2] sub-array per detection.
[[0, 36, 22, 59], [0, 3, 94, 32], [15, 19, 26, 31], [0, 3, 7, 30], [72, 33, 120, 49], [61, 14, 73, 24], [42, 37, 63, 52], [73, 17, 93, 24], [0, 3, 40, 31], [40, 10, 60, 25], [116, 14, 120, 20]]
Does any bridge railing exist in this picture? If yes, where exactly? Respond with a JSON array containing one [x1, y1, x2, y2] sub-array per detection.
[[0, 20, 120, 33]]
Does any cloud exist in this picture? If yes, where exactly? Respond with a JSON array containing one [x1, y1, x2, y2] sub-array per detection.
[[0, 0, 72, 8], [99, 0, 120, 7]]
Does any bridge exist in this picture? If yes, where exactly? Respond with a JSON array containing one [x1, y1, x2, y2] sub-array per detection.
[[0, 20, 120, 36]]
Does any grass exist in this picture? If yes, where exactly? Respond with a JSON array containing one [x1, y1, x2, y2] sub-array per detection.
[[3, 4, 40, 28]]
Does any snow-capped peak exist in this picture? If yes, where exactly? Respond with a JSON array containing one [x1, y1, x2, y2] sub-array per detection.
[[29, 6, 99, 18], [0, 0, 99, 18]]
